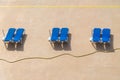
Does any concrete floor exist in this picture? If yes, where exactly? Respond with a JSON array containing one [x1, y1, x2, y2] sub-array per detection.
[[0, 0, 120, 80]]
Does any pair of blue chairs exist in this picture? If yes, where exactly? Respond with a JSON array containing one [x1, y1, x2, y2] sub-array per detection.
[[50, 27, 69, 42], [3, 28, 25, 44], [90, 28, 111, 43]]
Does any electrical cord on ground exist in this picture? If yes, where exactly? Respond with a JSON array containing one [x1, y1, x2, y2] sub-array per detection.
[[0, 48, 120, 63]]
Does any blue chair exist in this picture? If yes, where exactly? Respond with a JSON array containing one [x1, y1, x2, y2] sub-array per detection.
[[13, 28, 25, 43], [60, 28, 69, 42], [90, 28, 101, 42], [102, 28, 111, 43], [3, 28, 16, 43], [50, 28, 60, 42]]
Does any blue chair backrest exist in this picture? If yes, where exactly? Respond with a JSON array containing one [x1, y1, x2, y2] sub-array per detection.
[[93, 28, 101, 38], [92, 28, 101, 42], [102, 28, 110, 38], [60, 28, 69, 37], [59, 28, 69, 41], [13, 28, 25, 42], [51, 28, 60, 41], [4, 28, 16, 41]]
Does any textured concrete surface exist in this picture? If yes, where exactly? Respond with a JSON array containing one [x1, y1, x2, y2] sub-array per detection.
[[0, 0, 120, 80]]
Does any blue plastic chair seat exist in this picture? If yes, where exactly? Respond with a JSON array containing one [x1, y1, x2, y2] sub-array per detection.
[[92, 28, 101, 42], [102, 28, 110, 42], [50, 28, 60, 41], [13, 28, 25, 42], [60, 28, 69, 42], [4, 28, 16, 42]]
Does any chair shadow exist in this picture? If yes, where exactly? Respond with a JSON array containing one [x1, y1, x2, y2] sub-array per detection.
[[6, 34, 27, 51], [91, 34, 114, 52], [95, 43, 105, 51], [6, 43, 16, 51], [105, 34, 114, 52], [16, 34, 27, 51], [53, 42, 63, 51], [63, 33, 72, 51], [51, 33, 72, 51]]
